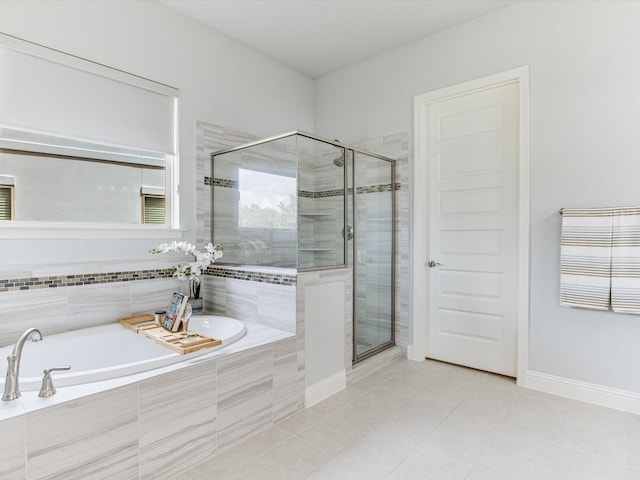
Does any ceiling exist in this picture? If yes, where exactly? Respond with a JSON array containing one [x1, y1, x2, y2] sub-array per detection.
[[160, 0, 517, 79]]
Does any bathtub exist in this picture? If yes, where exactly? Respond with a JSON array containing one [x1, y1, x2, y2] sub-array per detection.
[[0, 315, 246, 392]]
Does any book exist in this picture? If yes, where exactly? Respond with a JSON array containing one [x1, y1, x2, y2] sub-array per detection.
[[163, 292, 188, 332]]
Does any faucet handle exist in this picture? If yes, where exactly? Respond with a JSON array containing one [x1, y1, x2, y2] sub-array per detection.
[[38, 365, 71, 398]]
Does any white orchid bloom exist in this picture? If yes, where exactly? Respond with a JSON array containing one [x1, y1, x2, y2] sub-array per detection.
[[151, 241, 223, 280]]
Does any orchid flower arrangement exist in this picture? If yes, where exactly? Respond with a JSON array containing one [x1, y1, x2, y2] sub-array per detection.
[[151, 241, 223, 281]]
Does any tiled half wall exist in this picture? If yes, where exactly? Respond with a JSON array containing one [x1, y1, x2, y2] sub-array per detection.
[[0, 265, 295, 348]]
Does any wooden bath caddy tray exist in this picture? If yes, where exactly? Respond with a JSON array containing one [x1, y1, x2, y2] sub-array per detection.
[[119, 314, 222, 354]]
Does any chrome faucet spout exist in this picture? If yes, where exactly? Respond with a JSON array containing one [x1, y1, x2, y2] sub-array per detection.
[[2, 328, 42, 401]]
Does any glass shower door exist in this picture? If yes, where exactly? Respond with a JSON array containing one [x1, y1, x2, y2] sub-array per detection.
[[352, 151, 395, 361]]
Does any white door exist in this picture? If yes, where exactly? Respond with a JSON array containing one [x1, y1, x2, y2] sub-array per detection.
[[425, 81, 519, 377]]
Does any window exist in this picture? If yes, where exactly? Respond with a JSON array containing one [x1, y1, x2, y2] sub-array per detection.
[[142, 195, 166, 225], [0, 185, 13, 221], [0, 32, 179, 237], [238, 168, 297, 229]]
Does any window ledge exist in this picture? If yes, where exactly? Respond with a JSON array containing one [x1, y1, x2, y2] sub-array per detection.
[[0, 222, 184, 240]]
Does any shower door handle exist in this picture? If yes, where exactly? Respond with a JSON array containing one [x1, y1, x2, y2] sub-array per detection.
[[427, 260, 442, 268]]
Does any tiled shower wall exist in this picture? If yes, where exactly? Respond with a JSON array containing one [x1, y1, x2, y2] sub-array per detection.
[[196, 122, 258, 249]]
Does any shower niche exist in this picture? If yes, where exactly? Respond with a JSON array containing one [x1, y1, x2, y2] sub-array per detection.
[[211, 131, 395, 361]]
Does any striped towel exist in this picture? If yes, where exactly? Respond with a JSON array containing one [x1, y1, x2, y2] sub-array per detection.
[[560, 208, 613, 310], [611, 207, 640, 314]]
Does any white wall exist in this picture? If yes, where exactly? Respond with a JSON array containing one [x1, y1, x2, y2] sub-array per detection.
[[315, 1, 640, 393], [0, 0, 314, 268]]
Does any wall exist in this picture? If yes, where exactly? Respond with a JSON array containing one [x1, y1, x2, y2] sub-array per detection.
[[315, 1, 640, 394], [0, 0, 314, 269]]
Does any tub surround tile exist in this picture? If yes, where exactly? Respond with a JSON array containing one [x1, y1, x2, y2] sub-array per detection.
[[130, 277, 183, 316], [0, 287, 69, 347], [1, 305, 300, 479], [221, 321, 293, 355], [0, 416, 25, 480], [67, 282, 131, 330], [257, 282, 296, 334], [224, 278, 258, 323], [217, 344, 274, 451], [202, 275, 226, 314], [272, 337, 299, 422], [139, 362, 217, 480], [26, 384, 139, 480], [204, 273, 296, 335]]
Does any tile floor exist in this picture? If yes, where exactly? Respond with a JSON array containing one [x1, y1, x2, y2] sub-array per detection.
[[179, 358, 640, 479]]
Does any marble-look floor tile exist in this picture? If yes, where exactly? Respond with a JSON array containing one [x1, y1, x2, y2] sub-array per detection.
[[179, 358, 640, 480], [384, 452, 465, 480], [254, 436, 330, 479]]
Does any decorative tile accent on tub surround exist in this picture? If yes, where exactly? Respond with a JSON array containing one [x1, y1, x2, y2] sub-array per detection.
[[26, 384, 139, 480], [139, 361, 217, 480], [0, 268, 175, 293], [205, 265, 296, 286], [0, 265, 294, 295]]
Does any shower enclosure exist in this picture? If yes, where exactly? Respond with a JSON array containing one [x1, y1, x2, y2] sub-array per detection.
[[211, 132, 395, 362]]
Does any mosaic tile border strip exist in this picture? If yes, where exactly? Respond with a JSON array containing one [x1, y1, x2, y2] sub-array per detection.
[[205, 266, 297, 286], [206, 177, 238, 188], [0, 269, 175, 293], [209, 176, 402, 198], [0, 265, 296, 293]]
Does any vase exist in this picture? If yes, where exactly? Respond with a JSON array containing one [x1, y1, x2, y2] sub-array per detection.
[[187, 278, 204, 314]]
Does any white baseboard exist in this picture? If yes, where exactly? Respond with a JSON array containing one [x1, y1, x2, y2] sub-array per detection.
[[526, 370, 640, 414], [305, 370, 346, 408], [406, 345, 423, 362]]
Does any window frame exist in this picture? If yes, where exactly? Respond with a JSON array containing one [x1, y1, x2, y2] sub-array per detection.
[[0, 33, 181, 240]]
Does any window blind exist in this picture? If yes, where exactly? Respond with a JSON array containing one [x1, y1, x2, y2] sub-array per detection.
[[143, 196, 166, 225], [0, 33, 178, 155], [0, 186, 13, 221]]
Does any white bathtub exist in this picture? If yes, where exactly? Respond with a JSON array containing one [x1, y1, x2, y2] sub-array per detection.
[[0, 315, 246, 392]]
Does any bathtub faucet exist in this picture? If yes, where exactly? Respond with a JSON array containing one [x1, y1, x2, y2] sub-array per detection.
[[2, 328, 43, 401]]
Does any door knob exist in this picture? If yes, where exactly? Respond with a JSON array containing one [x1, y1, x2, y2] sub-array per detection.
[[427, 260, 442, 268]]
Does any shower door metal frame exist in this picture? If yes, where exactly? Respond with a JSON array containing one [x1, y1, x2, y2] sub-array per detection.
[[352, 153, 396, 364], [211, 130, 396, 363]]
